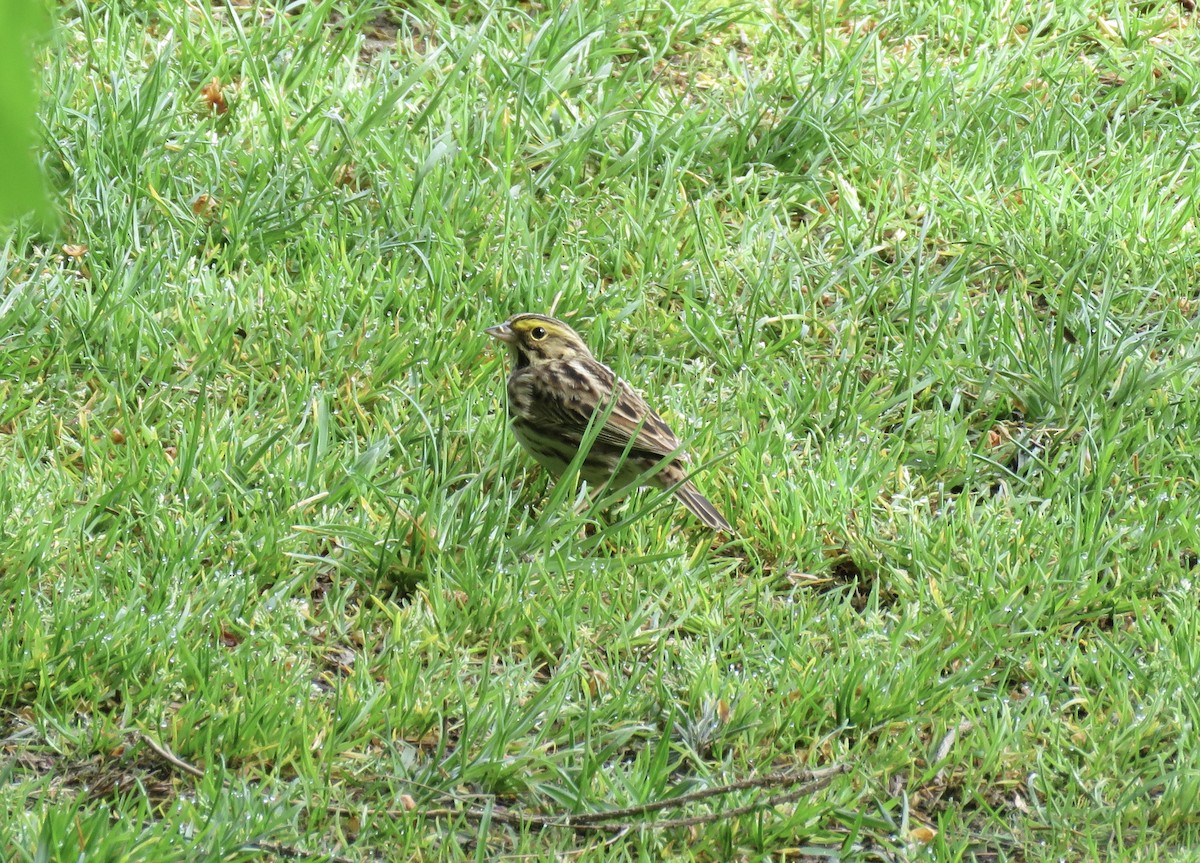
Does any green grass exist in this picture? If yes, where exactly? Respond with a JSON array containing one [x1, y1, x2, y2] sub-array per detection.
[[3, 0, 1200, 859]]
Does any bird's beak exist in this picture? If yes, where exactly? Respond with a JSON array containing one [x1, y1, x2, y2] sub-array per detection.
[[485, 323, 515, 344]]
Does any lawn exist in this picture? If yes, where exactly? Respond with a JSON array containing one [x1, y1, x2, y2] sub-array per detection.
[[3, 0, 1200, 860]]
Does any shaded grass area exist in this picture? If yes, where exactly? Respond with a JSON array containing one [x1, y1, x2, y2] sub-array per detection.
[[2, 0, 1199, 859]]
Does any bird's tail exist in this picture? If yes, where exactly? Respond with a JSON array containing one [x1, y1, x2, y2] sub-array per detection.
[[672, 481, 732, 532]]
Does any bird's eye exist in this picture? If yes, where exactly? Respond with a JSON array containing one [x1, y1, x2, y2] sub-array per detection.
[[531, 326, 546, 340]]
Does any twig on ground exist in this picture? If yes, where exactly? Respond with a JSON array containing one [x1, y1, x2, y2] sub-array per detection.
[[136, 726, 845, 845], [569, 764, 845, 824], [420, 763, 848, 833], [137, 731, 205, 779]]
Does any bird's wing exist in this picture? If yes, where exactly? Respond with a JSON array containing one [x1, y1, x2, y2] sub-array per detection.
[[528, 360, 685, 459], [596, 378, 686, 459]]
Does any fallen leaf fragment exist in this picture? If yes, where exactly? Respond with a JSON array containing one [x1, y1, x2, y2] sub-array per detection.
[[201, 77, 228, 114]]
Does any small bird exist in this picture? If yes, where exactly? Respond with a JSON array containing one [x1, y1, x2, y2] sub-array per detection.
[[485, 313, 731, 532]]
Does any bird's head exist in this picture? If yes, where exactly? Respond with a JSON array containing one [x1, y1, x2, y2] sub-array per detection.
[[485, 314, 593, 368]]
